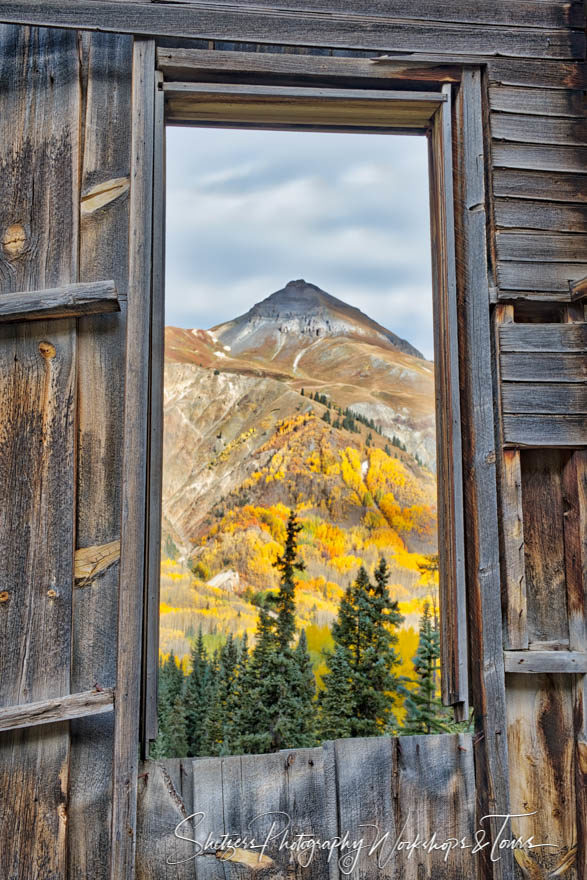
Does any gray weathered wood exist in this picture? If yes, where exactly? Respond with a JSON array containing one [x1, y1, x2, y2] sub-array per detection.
[[502, 383, 587, 414], [504, 650, 587, 673], [499, 322, 587, 352], [522, 451, 570, 643], [500, 352, 586, 382], [570, 275, 587, 302], [429, 87, 468, 713], [143, 69, 165, 752], [394, 734, 477, 879], [156, 46, 463, 85], [495, 198, 587, 234], [155, 0, 586, 30], [0, 1, 584, 59], [0, 24, 79, 879], [69, 31, 132, 880], [492, 143, 587, 175], [489, 85, 586, 117], [0, 688, 114, 733], [503, 413, 586, 447], [136, 761, 194, 880], [0, 280, 119, 322], [496, 232, 587, 263], [109, 37, 156, 880], [497, 261, 587, 293], [491, 111, 587, 146], [454, 68, 513, 880], [488, 58, 586, 90], [493, 169, 587, 203]]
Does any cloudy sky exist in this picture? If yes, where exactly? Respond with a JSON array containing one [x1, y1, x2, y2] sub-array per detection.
[[165, 126, 434, 359]]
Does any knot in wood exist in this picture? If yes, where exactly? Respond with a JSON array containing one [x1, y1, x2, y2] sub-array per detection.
[[39, 341, 56, 359], [0, 590, 9, 603], [2, 223, 27, 257]]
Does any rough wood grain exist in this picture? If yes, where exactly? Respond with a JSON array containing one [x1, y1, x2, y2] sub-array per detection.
[[504, 414, 586, 447], [488, 59, 586, 90], [506, 675, 577, 876], [496, 232, 587, 263], [136, 761, 194, 880], [500, 353, 586, 382], [505, 651, 587, 673], [501, 450, 528, 650], [499, 323, 587, 352], [492, 143, 587, 175], [495, 199, 587, 234], [497, 261, 587, 294], [143, 69, 165, 753], [501, 383, 587, 415], [429, 89, 468, 713], [562, 449, 587, 653], [156, 46, 463, 85], [491, 112, 587, 147], [0, 280, 119, 322], [109, 37, 155, 880], [0, 1, 584, 59], [521, 451, 570, 645], [493, 169, 587, 203], [454, 68, 513, 880], [489, 85, 586, 117], [570, 275, 587, 303], [394, 734, 477, 879], [156, 0, 586, 31], [0, 689, 115, 733], [69, 32, 132, 880], [0, 23, 80, 879]]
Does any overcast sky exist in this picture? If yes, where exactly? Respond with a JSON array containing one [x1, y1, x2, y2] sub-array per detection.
[[165, 126, 434, 359]]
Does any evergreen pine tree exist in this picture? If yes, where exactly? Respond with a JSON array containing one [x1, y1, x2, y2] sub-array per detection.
[[318, 644, 353, 740], [292, 629, 317, 747], [272, 511, 305, 650], [184, 628, 211, 757], [401, 602, 451, 735], [324, 559, 403, 737], [166, 693, 189, 757]]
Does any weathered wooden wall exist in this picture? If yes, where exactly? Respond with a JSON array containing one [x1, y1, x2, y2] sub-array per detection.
[[137, 734, 476, 880], [0, 2, 585, 879]]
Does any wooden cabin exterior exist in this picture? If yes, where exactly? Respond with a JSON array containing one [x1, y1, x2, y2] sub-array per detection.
[[0, 3, 585, 879]]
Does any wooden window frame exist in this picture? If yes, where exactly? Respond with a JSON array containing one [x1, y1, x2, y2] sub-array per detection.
[[143, 59, 473, 750]]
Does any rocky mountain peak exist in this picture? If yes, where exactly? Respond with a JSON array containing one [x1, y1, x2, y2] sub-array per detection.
[[213, 280, 424, 360]]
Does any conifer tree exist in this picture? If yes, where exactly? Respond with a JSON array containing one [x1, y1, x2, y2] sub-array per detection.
[[324, 559, 403, 737], [272, 510, 305, 650], [292, 629, 318, 747], [166, 692, 189, 757], [184, 628, 211, 757], [401, 602, 451, 735], [318, 644, 353, 740]]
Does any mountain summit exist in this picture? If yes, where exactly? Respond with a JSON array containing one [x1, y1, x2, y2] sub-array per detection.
[[213, 280, 424, 360]]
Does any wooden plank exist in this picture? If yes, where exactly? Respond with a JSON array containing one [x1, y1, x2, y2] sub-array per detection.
[[109, 37, 156, 880], [453, 68, 513, 880], [0, 23, 80, 879], [0, 689, 115, 733], [156, 46, 463, 85], [500, 450, 528, 649], [506, 674, 577, 876], [429, 88, 468, 713], [0, 1, 584, 59], [494, 199, 587, 234], [502, 383, 587, 415], [165, 82, 443, 128], [497, 261, 587, 293], [394, 734, 477, 879], [143, 70, 165, 753], [561, 449, 587, 652], [491, 111, 587, 146], [570, 275, 587, 302], [0, 280, 119, 322], [488, 59, 586, 91], [496, 232, 587, 263], [489, 85, 586, 118], [500, 353, 586, 382], [504, 651, 587, 673], [521, 451, 570, 645], [499, 323, 587, 352], [136, 761, 194, 880], [504, 414, 586, 447], [492, 143, 587, 175], [69, 32, 132, 880], [156, 0, 587, 31], [334, 736, 395, 879], [493, 169, 587, 204]]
